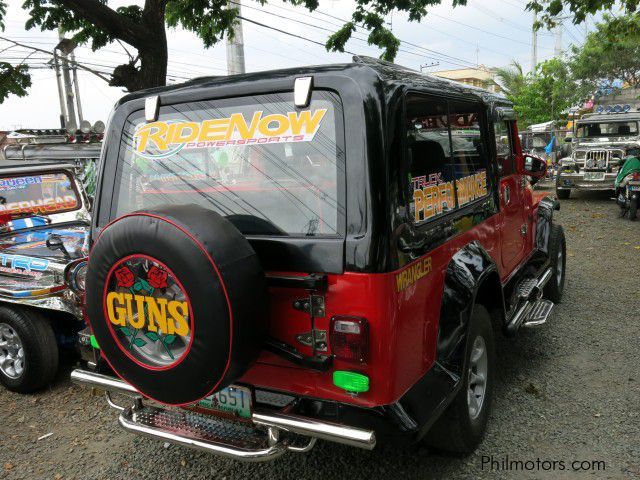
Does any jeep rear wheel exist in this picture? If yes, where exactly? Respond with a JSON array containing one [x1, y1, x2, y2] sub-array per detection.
[[543, 224, 566, 303], [425, 304, 495, 453], [86, 205, 268, 405], [0, 306, 58, 393]]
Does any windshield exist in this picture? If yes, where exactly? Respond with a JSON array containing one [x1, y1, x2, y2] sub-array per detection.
[[576, 121, 638, 138], [0, 172, 79, 219], [112, 92, 345, 237]]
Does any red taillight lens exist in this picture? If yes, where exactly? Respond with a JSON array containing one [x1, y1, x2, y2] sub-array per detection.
[[633, 173, 640, 181], [330, 316, 369, 363]]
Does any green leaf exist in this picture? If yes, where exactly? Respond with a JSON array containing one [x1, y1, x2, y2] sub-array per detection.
[[163, 335, 176, 345], [120, 327, 133, 337], [145, 331, 160, 341], [133, 338, 147, 347]]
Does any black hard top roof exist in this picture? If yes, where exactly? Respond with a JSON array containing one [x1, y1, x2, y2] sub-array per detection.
[[115, 56, 511, 109]]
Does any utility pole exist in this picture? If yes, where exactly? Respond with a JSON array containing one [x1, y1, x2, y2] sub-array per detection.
[[554, 21, 563, 58], [52, 53, 67, 128], [226, 0, 246, 75], [57, 30, 77, 128], [70, 50, 83, 124], [531, 11, 538, 72]]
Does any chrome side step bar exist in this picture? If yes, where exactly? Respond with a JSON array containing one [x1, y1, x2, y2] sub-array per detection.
[[71, 369, 376, 461], [506, 268, 555, 335]]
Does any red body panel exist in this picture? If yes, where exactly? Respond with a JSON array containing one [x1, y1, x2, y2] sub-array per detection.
[[240, 209, 535, 408], [240, 123, 544, 409]]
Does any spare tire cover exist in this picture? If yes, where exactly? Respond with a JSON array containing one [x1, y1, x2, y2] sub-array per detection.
[[86, 205, 267, 405]]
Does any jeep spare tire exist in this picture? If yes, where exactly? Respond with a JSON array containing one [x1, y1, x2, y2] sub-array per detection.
[[86, 205, 267, 405]]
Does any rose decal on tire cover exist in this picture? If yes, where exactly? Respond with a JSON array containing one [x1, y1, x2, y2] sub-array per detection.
[[105, 255, 192, 369]]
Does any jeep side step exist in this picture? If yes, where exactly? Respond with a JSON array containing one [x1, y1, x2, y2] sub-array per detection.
[[70, 370, 376, 461], [506, 268, 555, 335]]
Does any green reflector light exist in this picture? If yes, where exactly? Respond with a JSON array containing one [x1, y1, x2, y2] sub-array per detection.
[[333, 371, 369, 393], [90, 335, 100, 349]]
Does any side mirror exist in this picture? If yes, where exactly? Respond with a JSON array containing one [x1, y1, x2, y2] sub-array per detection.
[[518, 154, 547, 183], [46, 233, 71, 260]]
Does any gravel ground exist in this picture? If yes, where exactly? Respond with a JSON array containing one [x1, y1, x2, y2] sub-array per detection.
[[1, 191, 639, 480]]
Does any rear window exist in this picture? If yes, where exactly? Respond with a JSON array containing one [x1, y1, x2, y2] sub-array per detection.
[[112, 91, 345, 237], [0, 172, 79, 216]]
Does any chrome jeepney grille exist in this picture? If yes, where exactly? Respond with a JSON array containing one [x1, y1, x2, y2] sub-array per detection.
[[582, 149, 625, 169], [586, 150, 609, 164]]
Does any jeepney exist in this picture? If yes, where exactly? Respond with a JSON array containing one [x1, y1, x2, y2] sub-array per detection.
[[556, 111, 640, 198], [0, 159, 90, 392]]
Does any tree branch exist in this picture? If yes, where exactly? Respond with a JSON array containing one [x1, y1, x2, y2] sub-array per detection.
[[56, 0, 150, 48]]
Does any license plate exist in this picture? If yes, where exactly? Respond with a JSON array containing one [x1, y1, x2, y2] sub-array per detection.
[[584, 172, 605, 181], [198, 385, 252, 419]]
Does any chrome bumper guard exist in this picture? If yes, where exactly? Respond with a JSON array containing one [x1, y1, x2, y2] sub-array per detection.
[[71, 369, 376, 461]]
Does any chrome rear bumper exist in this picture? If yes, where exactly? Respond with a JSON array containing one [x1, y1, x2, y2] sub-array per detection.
[[71, 369, 376, 461]]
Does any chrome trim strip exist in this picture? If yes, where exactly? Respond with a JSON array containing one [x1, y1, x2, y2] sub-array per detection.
[[71, 369, 139, 395], [252, 410, 376, 450]]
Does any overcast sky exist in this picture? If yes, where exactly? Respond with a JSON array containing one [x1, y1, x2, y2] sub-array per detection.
[[0, 0, 596, 130]]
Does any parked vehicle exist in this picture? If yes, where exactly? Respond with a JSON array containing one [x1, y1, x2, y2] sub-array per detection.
[[1, 128, 103, 202], [71, 57, 566, 461], [556, 111, 640, 199], [0, 160, 90, 392], [615, 156, 640, 220]]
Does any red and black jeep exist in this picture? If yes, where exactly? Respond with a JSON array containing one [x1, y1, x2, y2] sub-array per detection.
[[71, 56, 566, 460]]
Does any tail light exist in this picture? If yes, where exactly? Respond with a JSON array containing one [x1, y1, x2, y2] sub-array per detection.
[[633, 173, 640, 181], [330, 316, 369, 363]]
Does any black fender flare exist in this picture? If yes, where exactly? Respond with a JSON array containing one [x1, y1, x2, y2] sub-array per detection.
[[535, 195, 560, 256], [436, 241, 503, 376], [397, 241, 504, 439]]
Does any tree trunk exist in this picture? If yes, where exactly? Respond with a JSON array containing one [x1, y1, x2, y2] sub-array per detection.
[[106, 0, 169, 91], [139, 0, 168, 90]]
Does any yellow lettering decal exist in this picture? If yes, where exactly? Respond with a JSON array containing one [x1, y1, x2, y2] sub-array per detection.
[[199, 119, 231, 142], [135, 122, 169, 153], [395, 257, 432, 292], [133, 109, 327, 155], [167, 300, 190, 336], [288, 109, 327, 135], [170, 122, 200, 144], [413, 189, 425, 222], [258, 114, 290, 136], [106, 292, 126, 326], [146, 297, 168, 334], [229, 111, 262, 140]]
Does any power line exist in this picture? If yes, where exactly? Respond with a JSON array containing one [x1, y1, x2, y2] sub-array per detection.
[[237, 15, 358, 55], [243, 0, 479, 68]]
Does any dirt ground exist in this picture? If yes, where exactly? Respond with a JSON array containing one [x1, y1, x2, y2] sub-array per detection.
[[1, 191, 639, 480]]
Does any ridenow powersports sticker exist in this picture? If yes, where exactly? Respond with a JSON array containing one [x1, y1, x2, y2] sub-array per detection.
[[134, 109, 327, 158]]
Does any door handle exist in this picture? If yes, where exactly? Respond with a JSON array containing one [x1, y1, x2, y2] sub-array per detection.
[[502, 185, 511, 205]]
